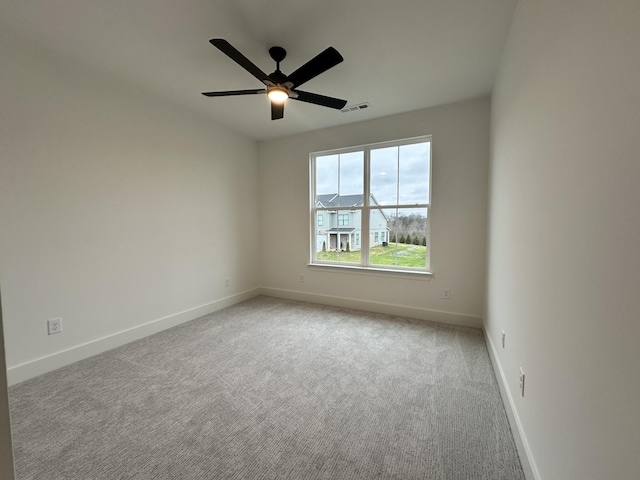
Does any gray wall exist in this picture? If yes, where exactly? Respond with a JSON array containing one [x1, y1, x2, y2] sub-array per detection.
[[0, 32, 261, 383], [259, 97, 490, 327], [486, 0, 640, 478]]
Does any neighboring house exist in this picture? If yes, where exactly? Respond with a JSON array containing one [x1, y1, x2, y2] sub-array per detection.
[[315, 194, 388, 252]]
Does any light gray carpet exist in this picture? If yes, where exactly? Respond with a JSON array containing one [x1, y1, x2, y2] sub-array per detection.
[[9, 296, 524, 479]]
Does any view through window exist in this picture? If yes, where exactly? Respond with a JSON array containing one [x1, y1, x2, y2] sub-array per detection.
[[310, 136, 431, 272]]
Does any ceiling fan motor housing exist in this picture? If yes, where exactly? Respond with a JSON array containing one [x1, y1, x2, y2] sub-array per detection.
[[268, 69, 288, 85]]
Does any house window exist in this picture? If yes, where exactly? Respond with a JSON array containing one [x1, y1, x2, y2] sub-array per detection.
[[311, 136, 431, 272], [317, 214, 323, 227]]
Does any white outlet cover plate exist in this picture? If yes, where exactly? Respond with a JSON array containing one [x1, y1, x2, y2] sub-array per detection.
[[48, 318, 62, 335]]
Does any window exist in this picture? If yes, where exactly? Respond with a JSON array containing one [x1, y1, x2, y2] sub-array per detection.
[[317, 214, 323, 227], [311, 136, 431, 272]]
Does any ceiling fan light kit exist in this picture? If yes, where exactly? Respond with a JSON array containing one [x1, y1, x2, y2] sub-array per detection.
[[202, 39, 347, 120], [267, 88, 289, 103]]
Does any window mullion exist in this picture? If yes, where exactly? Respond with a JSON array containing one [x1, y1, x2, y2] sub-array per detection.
[[362, 148, 371, 267], [310, 156, 316, 263]]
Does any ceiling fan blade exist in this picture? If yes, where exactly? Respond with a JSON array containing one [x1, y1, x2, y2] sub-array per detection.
[[271, 101, 285, 120], [287, 47, 344, 88], [210, 39, 271, 85], [293, 90, 347, 110], [202, 89, 266, 97]]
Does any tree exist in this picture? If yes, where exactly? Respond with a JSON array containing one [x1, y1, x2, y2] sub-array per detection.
[[387, 213, 428, 245], [390, 233, 396, 242], [399, 234, 406, 244], [422, 236, 427, 246], [322, 241, 326, 252], [346, 241, 351, 253], [413, 235, 420, 245]]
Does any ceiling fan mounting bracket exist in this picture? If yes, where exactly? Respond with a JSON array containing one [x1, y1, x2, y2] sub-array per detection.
[[268, 46, 287, 65]]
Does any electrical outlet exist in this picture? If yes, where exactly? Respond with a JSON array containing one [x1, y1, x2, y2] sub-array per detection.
[[442, 289, 451, 299], [299, 274, 304, 283], [502, 330, 506, 348], [519, 368, 525, 397], [48, 318, 62, 335], [224, 277, 231, 288]]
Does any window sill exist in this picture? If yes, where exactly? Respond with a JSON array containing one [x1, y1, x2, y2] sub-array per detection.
[[307, 263, 433, 280]]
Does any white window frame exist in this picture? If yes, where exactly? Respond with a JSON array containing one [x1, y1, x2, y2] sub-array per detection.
[[309, 135, 432, 275]]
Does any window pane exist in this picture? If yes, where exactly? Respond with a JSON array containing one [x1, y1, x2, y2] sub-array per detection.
[[370, 146, 398, 205], [369, 208, 428, 268], [315, 154, 338, 196], [315, 211, 362, 264], [338, 151, 363, 196], [316, 152, 364, 211], [398, 142, 430, 205]]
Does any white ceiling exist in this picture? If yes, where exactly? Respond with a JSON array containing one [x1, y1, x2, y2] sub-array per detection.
[[0, 0, 517, 141]]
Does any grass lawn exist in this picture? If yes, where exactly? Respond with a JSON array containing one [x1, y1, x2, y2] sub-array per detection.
[[316, 243, 427, 268]]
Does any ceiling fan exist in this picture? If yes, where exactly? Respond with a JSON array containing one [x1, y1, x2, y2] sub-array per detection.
[[202, 39, 347, 120]]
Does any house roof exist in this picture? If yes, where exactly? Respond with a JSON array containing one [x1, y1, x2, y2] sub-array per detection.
[[325, 228, 357, 234], [316, 194, 364, 208], [316, 193, 386, 208]]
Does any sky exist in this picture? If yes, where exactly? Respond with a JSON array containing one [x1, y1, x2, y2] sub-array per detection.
[[315, 142, 430, 208]]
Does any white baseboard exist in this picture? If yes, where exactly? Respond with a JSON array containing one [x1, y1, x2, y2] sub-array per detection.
[[483, 330, 539, 480], [7, 288, 260, 386], [7, 287, 481, 385], [258, 287, 482, 328]]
